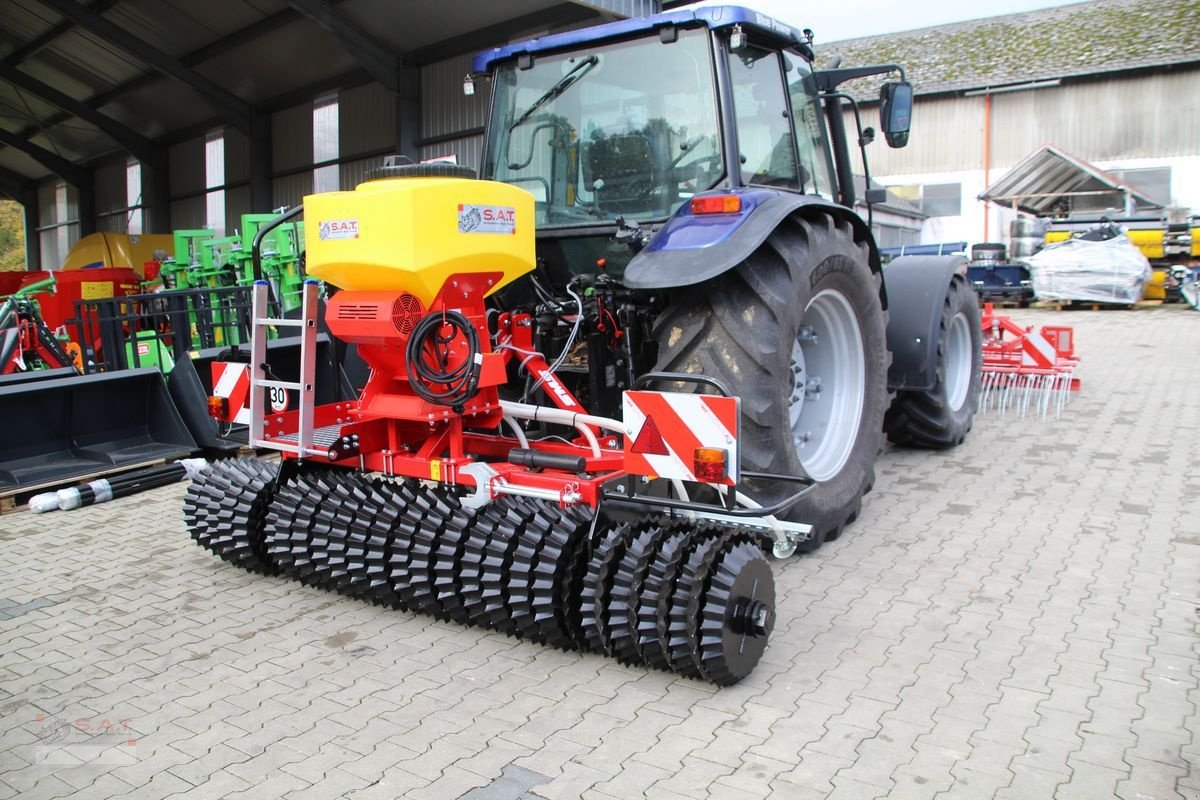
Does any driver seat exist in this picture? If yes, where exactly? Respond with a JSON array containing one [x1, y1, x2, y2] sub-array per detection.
[[583, 132, 662, 213]]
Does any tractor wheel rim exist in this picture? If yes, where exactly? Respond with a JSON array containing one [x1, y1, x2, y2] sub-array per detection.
[[788, 289, 865, 482], [945, 311, 973, 412]]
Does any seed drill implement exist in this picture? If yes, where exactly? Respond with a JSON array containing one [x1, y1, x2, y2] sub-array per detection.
[[185, 170, 808, 684]]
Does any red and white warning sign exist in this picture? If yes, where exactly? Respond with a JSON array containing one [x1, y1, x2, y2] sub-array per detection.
[[211, 362, 252, 424], [622, 390, 740, 485], [1021, 330, 1058, 368]]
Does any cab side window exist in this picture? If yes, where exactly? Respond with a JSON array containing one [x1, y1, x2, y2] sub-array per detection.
[[782, 50, 834, 198], [727, 46, 799, 189]]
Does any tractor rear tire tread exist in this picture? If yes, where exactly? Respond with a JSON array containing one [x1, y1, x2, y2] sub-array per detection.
[[651, 213, 889, 545]]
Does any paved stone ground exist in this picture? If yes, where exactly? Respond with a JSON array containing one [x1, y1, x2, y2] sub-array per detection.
[[1, 307, 1198, 800]]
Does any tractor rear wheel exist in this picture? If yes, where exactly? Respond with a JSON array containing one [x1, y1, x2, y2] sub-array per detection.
[[885, 275, 982, 448], [651, 213, 889, 547]]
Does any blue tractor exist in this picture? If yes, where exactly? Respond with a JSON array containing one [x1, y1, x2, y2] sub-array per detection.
[[468, 6, 982, 547]]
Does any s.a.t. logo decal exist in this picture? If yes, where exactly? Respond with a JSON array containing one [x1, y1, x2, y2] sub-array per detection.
[[318, 219, 359, 240]]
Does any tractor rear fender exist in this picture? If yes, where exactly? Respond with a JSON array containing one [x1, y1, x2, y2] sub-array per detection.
[[883, 254, 969, 392], [623, 191, 883, 298]]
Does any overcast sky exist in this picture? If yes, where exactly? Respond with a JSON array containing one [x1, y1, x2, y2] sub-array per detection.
[[679, 0, 1082, 41]]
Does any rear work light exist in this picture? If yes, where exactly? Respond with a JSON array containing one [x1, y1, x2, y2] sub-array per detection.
[[690, 195, 742, 215], [694, 447, 728, 482]]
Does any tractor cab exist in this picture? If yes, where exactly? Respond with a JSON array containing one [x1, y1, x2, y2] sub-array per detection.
[[472, 6, 912, 278]]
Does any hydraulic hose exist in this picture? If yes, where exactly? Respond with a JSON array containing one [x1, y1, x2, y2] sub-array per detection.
[[406, 310, 482, 413]]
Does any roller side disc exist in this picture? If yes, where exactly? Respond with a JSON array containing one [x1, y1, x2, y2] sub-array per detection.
[[636, 529, 693, 671], [480, 499, 538, 636], [578, 522, 633, 655], [325, 477, 363, 594], [508, 505, 552, 641], [459, 501, 509, 626], [382, 480, 421, 611], [305, 471, 352, 590], [265, 472, 309, 579], [529, 503, 594, 649], [607, 524, 670, 666], [666, 529, 733, 678], [182, 464, 212, 548], [340, 475, 376, 599], [193, 461, 242, 563], [433, 504, 477, 625], [698, 540, 775, 686], [362, 480, 410, 609], [404, 487, 458, 619]]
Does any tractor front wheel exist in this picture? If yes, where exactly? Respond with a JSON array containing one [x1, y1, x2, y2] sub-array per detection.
[[885, 275, 982, 448], [651, 213, 889, 549]]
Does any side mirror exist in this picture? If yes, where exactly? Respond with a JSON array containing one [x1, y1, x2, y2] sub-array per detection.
[[879, 81, 913, 148]]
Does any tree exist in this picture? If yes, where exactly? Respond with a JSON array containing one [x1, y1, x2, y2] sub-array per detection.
[[0, 200, 26, 271]]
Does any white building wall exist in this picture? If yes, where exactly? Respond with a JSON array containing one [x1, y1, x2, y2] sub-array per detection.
[[860, 66, 1200, 247], [875, 154, 1200, 246]]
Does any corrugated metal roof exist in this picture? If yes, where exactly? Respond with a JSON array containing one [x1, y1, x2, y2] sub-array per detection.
[[0, 0, 659, 182], [978, 144, 1162, 214], [820, 0, 1200, 97]]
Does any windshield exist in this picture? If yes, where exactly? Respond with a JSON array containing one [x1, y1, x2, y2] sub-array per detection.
[[483, 27, 722, 228]]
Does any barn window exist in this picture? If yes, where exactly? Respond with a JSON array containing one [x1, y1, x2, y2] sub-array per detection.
[[205, 130, 225, 235], [313, 93, 340, 193]]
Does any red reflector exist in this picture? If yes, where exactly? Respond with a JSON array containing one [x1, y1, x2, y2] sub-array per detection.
[[690, 195, 742, 215], [631, 416, 670, 456], [694, 447, 727, 482], [206, 396, 228, 419]]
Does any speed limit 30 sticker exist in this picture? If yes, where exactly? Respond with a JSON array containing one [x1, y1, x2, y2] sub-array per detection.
[[268, 386, 289, 413]]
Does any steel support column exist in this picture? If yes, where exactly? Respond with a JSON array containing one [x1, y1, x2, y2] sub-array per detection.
[[78, 169, 95, 236], [396, 64, 420, 159], [145, 144, 171, 232], [22, 185, 40, 269], [251, 112, 273, 213]]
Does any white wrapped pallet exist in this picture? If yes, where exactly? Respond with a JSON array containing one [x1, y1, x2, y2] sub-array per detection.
[[1026, 235, 1151, 304]]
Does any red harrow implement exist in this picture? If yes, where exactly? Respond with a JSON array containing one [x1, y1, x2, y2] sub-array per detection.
[[979, 303, 1080, 418]]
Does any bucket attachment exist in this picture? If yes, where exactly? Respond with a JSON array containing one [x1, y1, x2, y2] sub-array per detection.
[[0, 368, 197, 492], [979, 303, 1080, 418]]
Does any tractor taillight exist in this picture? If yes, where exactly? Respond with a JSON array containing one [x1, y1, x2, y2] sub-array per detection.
[[690, 195, 742, 215], [207, 396, 228, 419], [694, 447, 727, 482]]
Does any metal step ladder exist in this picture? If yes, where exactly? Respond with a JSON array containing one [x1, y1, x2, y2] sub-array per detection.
[[248, 279, 322, 457]]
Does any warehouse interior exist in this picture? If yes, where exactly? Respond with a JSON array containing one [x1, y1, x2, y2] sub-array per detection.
[[0, 0, 660, 270]]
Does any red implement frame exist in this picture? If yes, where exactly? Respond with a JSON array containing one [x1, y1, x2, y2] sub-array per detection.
[[979, 303, 1080, 418], [254, 277, 626, 508]]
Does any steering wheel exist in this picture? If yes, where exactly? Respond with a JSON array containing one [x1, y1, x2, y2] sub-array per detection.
[[669, 155, 724, 185], [669, 136, 706, 169]]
